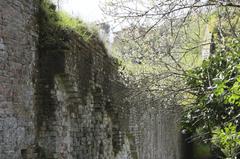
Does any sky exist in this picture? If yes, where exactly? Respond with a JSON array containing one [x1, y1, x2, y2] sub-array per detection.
[[58, 0, 105, 22], [57, 0, 210, 23]]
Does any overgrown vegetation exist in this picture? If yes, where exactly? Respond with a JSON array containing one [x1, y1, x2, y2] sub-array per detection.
[[182, 8, 240, 158], [38, 0, 97, 44], [183, 37, 240, 158]]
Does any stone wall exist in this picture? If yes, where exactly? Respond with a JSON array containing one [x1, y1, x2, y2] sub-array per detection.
[[129, 103, 182, 159], [0, 0, 123, 158], [34, 28, 121, 158], [0, 0, 38, 158], [112, 89, 182, 159], [0, 0, 182, 159]]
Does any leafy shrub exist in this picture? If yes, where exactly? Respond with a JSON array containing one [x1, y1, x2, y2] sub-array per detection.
[[212, 123, 240, 158], [182, 36, 240, 158]]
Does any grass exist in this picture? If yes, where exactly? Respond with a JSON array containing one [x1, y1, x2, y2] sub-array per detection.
[[57, 11, 97, 41], [39, 0, 97, 42]]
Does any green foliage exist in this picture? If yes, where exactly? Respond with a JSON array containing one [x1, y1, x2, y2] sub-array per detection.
[[38, 0, 96, 42], [212, 123, 240, 158], [183, 35, 240, 158], [57, 11, 97, 41]]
